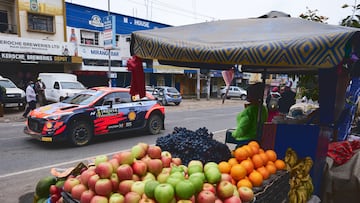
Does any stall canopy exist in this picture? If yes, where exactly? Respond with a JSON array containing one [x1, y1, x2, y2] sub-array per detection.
[[130, 17, 360, 73]]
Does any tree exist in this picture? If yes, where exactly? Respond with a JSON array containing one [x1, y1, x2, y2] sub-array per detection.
[[341, 1, 360, 27], [299, 7, 328, 23]]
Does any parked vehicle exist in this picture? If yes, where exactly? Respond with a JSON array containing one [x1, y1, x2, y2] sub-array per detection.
[[0, 75, 26, 110], [38, 73, 86, 103], [24, 87, 165, 146], [152, 86, 182, 106], [218, 86, 247, 100], [126, 85, 155, 94]]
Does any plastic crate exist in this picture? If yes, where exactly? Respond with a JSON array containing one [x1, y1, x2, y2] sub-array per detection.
[[62, 191, 79, 203], [253, 170, 290, 203]]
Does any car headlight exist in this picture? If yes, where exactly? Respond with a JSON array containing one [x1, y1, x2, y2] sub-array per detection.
[[44, 112, 72, 120], [21, 91, 25, 97]]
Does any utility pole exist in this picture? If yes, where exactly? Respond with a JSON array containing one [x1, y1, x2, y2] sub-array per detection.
[[108, 0, 112, 87]]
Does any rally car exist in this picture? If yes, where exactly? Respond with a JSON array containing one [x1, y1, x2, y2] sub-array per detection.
[[24, 87, 165, 146]]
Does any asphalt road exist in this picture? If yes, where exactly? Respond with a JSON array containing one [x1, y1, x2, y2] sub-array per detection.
[[0, 98, 245, 203]]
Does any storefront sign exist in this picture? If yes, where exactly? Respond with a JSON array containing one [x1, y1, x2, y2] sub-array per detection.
[[0, 36, 76, 56], [0, 52, 72, 63], [103, 15, 116, 50], [80, 46, 121, 60]]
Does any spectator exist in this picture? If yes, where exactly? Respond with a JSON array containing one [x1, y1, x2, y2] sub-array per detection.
[[266, 86, 281, 122], [35, 77, 46, 106], [231, 82, 268, 143], [22, 81, 37, 118], [0, 85, 6, 117], [278, 81, 296, 115]]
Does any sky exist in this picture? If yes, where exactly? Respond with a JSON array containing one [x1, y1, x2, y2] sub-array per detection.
[[67, 0, 357, 26]]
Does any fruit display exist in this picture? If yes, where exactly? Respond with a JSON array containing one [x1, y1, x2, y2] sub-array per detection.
[[284, 148, 314, 203], [156, 127, 232, 165]]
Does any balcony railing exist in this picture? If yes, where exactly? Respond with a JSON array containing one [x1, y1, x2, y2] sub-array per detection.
[[0, 22, 17, 34]]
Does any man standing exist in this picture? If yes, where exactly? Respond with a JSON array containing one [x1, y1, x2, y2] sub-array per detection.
[[23, 81, 37, 118], [35, 77, 46, 106], [0, 85, 6, 117], [278, 81, 296, 115]]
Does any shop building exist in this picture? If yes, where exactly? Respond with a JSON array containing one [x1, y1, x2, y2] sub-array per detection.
[[0, 0, 81, 89]]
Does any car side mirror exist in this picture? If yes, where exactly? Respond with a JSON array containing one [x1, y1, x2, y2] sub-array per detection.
[[159, 92, 164, 96]]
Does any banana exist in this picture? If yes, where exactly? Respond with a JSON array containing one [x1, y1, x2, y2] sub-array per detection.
[[289, 189, 298, 203], [296, 189, 308, 203]]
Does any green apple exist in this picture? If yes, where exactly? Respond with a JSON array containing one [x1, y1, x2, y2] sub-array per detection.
[[169, 172, 185, 180], [170, 166, 184, 174], [154, 183, 175, 203], [94, 155, 108, 166], [166, 176, 183, 188], [189, 172, 206, 182], [187, 165, 203, 176], [204, 167, 221, 184], [188, 160, 203, 168], [188, 176, 204, 193], [175, 180, 195, 200], [144, 180, 160, 199], [203, 162, 218, 172]]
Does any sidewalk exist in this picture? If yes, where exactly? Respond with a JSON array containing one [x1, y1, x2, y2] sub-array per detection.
[[0, 98, 244, 123]]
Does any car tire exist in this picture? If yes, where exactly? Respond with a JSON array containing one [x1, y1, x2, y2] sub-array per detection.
[[241, 94, 247, 100], [174, 102, 180, 105], [161, 98, 168, 106], [19, 104, 26, 111], [68, 121, 93, 146], [147, 114, 163, 135]]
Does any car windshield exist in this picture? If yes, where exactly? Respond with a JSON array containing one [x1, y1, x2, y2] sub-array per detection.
[[60, 81, 85, 89], [166, 87, 179, 93], [62, 90, 104, 105], [0, 79, 17, 88]]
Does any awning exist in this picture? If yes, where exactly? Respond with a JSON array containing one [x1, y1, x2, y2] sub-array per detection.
[[130, 17, 360, 73]]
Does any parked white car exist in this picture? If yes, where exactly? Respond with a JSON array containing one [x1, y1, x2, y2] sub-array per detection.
[[218, 86, 247, 100], [0, 76, 26, 110]]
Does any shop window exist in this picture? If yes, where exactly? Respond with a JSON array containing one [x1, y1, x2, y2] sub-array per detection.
[[80, 30, 99, 45], [27, 13, 54, 33], [0, 10, 8, 33]]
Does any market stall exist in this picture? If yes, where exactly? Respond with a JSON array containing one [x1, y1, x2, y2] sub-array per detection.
[[129, 15, 360, 201]]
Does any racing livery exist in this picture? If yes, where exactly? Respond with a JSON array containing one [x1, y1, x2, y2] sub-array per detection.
[[24, 87, 165, 146]]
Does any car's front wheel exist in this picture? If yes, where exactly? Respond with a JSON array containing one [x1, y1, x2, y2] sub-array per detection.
[[241, 94, 247, 100], [174, 102, 180, 105], [68, 121, 93, 146], [147, 114, 163, 135]]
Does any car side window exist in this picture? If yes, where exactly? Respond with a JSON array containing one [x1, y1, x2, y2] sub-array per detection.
[[54, 82, 60, 89]]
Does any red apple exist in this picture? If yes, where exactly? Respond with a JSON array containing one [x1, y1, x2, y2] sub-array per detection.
[[132, 174, 141, 181], [137, 142, 149, 151], [161, 151, 172, 159], [87, 174, 100, 191], [223, 196, 242, 203], [238, 186, 254, 203], [202, 183, 216, 194], [140, 196, 156, 203], [49, 185, 60, 195], [132, 160, 148, 176], [110, 173, 120, 192], [125, 191, 142, 203], [80, 169, 96, 186], [90, 195, 109, 203], [71, 183, 87, 200], [117, 164, 134, 181], [216, 181, 235, 200], [118, 180, 135, 195], [171, 158, 182, 166], [63, 177, 80, 193], [116, 151, 135, 165], [147, 145, 162, 159], [221, 173, 234, 183], [197, 190, 217, 203], [109, 192, 125, 203], [80, 190, 95, 203], [95, 178, 113, 197], [147, 158, 163, 176], [132, 144, 147, 159], [109, 158, 120, 171], [161, 152, 172, 168], [95, 161, 113, 179], [215, 199, 223, 203]]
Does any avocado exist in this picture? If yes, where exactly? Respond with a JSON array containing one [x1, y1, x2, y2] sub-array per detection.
[[35, 176, 57, 198]]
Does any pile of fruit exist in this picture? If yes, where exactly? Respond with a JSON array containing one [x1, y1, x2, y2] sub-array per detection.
[[156, 127, 232, 165], [284, 148, 314, 203]]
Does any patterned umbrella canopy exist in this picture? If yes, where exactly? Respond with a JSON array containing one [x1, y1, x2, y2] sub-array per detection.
[[130, 17, 360, 73]]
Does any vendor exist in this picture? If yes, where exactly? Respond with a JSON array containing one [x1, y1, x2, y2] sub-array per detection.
[[232, 82, 268, 143]]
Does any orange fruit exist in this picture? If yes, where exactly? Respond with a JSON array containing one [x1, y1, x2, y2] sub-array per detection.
[[259, 148, 265, 154], [248, 170, 263, 187], [228, 158, 239, 166], [259, 152, 269, 165], [240, 159, 254, 174], [250, 145, 259, 155], [242, 145, 254, 157], [267, 160, 275, 165], [248, 141, 260, 149], [237, 178, 253, 189], [218, 161, 231, 174], [230, 164, 247, 181], [265, 150, 277, 162], [257, 166, 270, 180], [234, 147, 249, 162], [251, 154, 264, 169], [266, 163, 277, 175], [274, 159, 286, 170]]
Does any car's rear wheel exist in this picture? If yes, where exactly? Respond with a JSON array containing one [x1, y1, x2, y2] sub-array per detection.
[[19, 103, 26, 111], [174, 102, 180, 105], [69, 121, 92, 146], [147, 114, 163, 135], [161, 98, 168, 106]]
